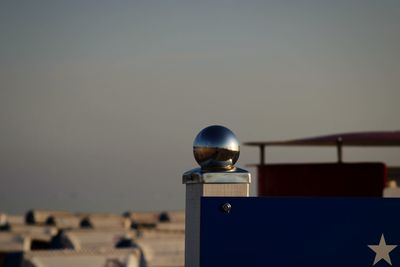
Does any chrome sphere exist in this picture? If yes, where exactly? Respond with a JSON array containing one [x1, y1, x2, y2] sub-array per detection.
[[193, 125, 240, 170]]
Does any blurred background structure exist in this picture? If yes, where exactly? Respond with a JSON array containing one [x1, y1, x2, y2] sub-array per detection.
[[0, 209, 184, 267]]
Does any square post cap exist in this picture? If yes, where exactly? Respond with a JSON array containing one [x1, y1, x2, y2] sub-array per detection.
[[182, 125, 251, 184]]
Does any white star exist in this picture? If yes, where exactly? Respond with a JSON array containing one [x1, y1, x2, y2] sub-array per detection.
[[368, 234, 397, 266]]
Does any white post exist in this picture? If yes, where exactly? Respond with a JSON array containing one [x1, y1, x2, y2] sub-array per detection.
[[183, 125, 251, 267]]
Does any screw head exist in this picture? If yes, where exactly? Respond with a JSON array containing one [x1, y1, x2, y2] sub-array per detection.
[[221, 203, 232, 214]]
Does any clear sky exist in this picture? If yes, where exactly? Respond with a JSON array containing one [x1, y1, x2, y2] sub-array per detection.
[[1, 0, 399, 214]]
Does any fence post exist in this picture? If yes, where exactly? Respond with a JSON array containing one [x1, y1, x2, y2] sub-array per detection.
[[182, 125, 251, 267]]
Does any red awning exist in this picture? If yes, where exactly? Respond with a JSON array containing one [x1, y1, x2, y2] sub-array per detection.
[[245, 131, 400, 147]]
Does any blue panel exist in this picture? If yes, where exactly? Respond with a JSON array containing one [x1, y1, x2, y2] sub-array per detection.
[[200, 197, 400, 267]]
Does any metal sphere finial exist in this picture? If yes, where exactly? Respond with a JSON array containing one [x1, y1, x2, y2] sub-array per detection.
[[193, 125, 240, 170]]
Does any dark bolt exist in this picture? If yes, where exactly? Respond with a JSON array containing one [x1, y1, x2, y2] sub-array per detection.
[[221, 203, 232, 214]]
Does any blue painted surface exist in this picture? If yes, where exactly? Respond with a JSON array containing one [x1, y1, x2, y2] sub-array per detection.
[[200, 197, 400, 267]]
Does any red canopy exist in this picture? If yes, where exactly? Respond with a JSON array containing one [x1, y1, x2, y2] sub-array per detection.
[[245, 131, 400, 147]]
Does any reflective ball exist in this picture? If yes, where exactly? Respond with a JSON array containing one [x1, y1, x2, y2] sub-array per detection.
[[193, 125, 240, 170]]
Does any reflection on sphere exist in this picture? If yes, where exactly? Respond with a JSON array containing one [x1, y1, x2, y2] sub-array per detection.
[[193, 125, 240, 170]]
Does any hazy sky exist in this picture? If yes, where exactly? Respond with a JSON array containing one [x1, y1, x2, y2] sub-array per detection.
[[1, 0, 399, 214]]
